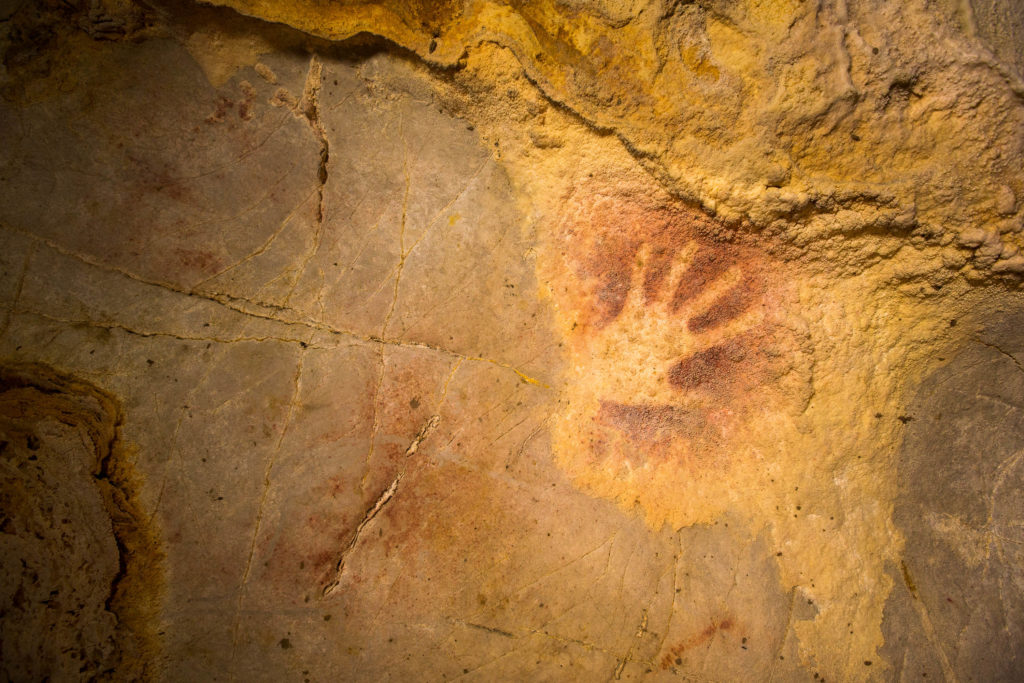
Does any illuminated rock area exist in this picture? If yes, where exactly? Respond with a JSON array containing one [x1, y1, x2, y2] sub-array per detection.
[[1, 0, 1022, 679]]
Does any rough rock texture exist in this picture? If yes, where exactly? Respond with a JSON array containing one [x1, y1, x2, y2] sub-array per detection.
[[207, 0, 1024, 284], [1, 0, 1023, 680], [0, 364, 160, 680]]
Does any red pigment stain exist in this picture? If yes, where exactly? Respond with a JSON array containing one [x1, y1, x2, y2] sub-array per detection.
[[668, 337, 747, 392], [205, 96, 234, 124], [261, 532, 346, 599], [598, 401, 705, 441], [173, 248, 223, 275], [256, 478, 365, 598], [661, 618, 736, 669], [671, 248, 733, 310], [687, 272, 758, 332], [553, 183, 804, 469], [560, 191, 770, 338], [126, 153, 193, 203]]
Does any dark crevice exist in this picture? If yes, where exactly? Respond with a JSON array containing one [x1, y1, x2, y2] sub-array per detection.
[[302, 55, 330, 225]]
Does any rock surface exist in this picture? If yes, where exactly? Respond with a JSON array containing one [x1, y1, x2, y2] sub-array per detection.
[[883, 311, 1024, 680], [0, 364, 160, 680], [0, 0, 1022, 680]]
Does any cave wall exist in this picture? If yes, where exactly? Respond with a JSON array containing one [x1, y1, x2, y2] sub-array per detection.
[[1, 0, 1023, 679]]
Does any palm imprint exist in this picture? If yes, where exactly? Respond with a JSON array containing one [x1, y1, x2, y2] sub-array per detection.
[[589, 240, 763, 401], [548, 188, 804, 468]]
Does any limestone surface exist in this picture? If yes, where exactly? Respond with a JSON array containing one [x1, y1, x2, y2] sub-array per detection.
[[0, 364, 159, 680], [1, 0, 1023, 680]]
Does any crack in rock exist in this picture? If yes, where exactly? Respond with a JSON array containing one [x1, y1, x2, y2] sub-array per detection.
[[322, 414, 440, 597]]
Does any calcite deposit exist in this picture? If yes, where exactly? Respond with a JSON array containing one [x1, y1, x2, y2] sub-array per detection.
[[1, 0, 1023, 680]]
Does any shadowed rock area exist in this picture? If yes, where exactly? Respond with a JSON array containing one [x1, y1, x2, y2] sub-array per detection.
[[884, 312, 1024, 680], [0, 364, 161, 680]]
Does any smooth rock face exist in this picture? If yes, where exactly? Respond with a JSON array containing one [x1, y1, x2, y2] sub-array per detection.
[[884, 313, 1024, 680], [1, 0, 1023, 680]]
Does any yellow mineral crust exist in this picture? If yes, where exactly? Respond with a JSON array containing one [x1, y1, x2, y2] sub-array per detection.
[[206, 0, 1024, 283]]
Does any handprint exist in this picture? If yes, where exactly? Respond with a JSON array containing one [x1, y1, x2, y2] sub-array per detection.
[[569, 233, 770, 428], [545, 185, 808, 472], [580, 239, 764, 406]]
